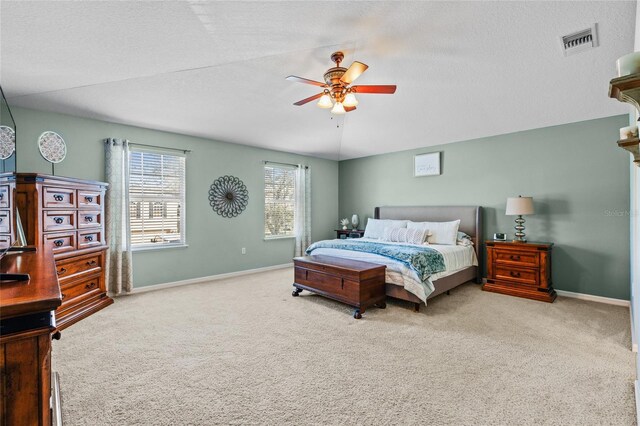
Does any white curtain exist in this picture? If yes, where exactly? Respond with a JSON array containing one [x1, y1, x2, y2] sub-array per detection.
[[294, 165, 311, 257], [104, 138, 133, 295]]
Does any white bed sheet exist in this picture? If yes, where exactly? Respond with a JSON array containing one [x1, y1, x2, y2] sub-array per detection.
[[308, 238, 478, 303]]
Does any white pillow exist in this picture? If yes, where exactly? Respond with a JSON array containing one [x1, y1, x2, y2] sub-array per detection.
[[382, 227, 428, 245], [457, 231, 474, 246], [407, 220, 461, 245], [363, 219, 408, 239]]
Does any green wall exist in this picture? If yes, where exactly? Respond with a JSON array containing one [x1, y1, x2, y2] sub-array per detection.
[[339, 115, 631, 300], [10, 106, 631, 299], [12, 107, 339, 287]]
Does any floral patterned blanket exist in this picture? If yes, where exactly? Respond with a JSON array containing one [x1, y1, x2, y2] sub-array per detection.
[[306, 240, 446, 282]]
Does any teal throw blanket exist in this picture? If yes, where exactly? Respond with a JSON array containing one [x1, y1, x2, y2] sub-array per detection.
[[306, 240, 445, 282]]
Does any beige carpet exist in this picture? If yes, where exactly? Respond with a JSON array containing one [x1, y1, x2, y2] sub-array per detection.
[[53, 267, 636, 425]]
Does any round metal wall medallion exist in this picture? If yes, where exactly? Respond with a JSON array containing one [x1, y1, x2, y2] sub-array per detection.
[[38, 131, 67, 163], [0, 126, 16, 160], [209, 175, 249, 218]]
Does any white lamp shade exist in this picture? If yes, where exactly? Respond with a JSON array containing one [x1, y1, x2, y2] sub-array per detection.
[[343, 92, 359, 107], [331, 102, 346, 115], [505, 196, 534, 215], [317, 94, 333, 109]]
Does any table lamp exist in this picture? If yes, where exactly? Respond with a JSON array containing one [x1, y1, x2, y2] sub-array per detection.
[[505, 196, 534, 242]]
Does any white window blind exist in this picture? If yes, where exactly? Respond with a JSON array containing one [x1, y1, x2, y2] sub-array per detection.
[[129, 149, 186, 247], [264, 165, 296, 238]]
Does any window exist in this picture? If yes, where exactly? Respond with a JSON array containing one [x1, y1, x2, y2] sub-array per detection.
[[264, 165, 296, 238], [129, 149, 186, 248]]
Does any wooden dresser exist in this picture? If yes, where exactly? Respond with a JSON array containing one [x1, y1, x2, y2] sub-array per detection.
[[483, 241, 556, 302], [1, 247, 61, 426], [11, 173, 113, 330]]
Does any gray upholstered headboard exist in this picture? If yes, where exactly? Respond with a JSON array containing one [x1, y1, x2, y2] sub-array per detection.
[[374, 205, 483, 257]]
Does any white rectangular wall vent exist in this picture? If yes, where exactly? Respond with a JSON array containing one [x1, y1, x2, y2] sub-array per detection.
[[561, 24, 598, 56]]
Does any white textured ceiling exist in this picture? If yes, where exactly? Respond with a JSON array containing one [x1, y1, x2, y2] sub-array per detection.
[[0, 1, 635, 160]]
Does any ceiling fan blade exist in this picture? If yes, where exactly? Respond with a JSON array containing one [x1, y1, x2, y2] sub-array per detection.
[[340, 61, 369, 84], [286, 75, 326, 87], [293, 92, 323, 106], [352, 85, 397, 94], [345, 106, 357, 112]]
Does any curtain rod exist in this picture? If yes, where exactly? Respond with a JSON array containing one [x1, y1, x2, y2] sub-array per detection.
[[129, 142, 191, 154], [263, 160, 308, 170]]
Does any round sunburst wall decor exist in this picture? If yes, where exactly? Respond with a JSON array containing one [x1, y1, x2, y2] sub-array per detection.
[[209, 175, 249, 218]]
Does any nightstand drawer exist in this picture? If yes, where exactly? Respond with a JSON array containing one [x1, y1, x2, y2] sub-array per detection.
[[494, 265, 538, 286], [494, 249, 539, 267]]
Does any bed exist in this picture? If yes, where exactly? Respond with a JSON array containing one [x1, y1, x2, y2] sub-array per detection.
[[307, 206, 483, 311]]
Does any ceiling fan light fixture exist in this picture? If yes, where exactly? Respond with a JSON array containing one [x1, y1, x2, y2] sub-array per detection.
[[343, 92, 359, 107], [331, 102, 346, 115], [317, 93, 333, 109]]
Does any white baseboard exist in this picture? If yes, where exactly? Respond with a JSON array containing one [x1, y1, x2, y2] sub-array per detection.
[[555, 289, 630, 307], [479, 279, 630, 307], [124, 263, 293, 295]]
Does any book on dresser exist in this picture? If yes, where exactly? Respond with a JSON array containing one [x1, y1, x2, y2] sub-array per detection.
[[0, 173, 113, 331]]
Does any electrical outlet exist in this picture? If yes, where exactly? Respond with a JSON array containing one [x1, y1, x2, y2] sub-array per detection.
[[241, 247, 246, 255]]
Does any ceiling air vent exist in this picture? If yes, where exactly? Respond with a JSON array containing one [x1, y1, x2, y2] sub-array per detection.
[[561, 24, 598, 56]]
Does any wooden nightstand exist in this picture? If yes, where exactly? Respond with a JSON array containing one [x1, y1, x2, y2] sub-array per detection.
[[335, 229, 365, 239], [483, 241, 556, 303]]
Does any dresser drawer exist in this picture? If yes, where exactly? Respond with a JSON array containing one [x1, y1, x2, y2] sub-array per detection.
[[77, 210, 102, 229], [78, 190, 102, 209], [43, 231, 76, 254], [494, 265, 538, 287], [56, 252, 103, 283], [43, 186, 75, 208], [60, 275, 103, 309], [78, 229, 103, 249], [0, 210, 10, 234], [43, 210, 75, 232], [494, 249, 539, 267], [0, 185, 10, 208], [0, 234, 11, 249]]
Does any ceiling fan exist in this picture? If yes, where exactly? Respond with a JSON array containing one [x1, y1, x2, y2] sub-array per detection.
[[286, 51, 397, 114]]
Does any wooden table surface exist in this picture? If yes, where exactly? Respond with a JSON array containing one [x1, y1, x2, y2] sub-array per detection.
[[1, 247, 61, 319]]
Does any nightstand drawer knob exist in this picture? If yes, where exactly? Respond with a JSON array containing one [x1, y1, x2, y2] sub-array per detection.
[[510, 255, 520, 261], [510, 271, 521, 277]]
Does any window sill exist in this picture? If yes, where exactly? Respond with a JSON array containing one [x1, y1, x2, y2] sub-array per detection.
[[264, 236, 295, 241], [132, 243, 189, 253]]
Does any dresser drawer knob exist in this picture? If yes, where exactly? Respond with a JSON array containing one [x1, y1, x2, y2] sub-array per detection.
[[85, 282, 97, 290], [84, 196, 94, 203], [84, 235, 94, 242], [510, 271, 521, 277], [53, 239, 64, 247], [53, 194, 64, 202], [0, 218, 3, 223], [54, 217, 64, 224], [0, 193, 3, 200], [84, 216, 93, 222], [510, 255, 520, 261], [86, 260, 97, 267], [57, 267, 67, 276]]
